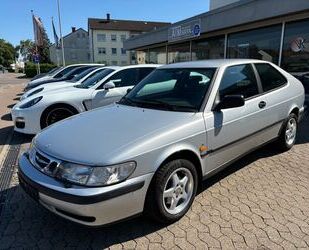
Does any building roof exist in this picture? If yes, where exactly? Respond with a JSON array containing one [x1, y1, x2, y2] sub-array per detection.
[[124, 0, 309, 50], [88, 18, 171, 32]]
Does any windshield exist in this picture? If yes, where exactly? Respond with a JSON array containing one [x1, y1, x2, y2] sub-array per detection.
[[47, 66, 61, 76], [119, 68, 216, 112], [76, 68, 115, 89], [68, 67, 98, 83]]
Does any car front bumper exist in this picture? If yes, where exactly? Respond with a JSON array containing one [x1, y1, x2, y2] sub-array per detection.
[[11, 106, 43, 134], [18, 153, 153, 226]]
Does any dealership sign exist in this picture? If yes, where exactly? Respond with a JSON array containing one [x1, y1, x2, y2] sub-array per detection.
[[291, 37, 306, 52], [168, 19, 201, 42]]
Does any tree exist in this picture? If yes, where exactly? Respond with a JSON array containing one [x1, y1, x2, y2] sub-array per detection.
[[0, 39, 15, 67], [16, 39, 35, 62]]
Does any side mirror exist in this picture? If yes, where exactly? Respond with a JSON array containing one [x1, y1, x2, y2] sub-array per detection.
[[103, 81, 115, 90], [127, 88, 132, 94], [215, 95, 245, 111]]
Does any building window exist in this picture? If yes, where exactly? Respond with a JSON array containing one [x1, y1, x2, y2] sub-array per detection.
[[97, 34, 106, 42], [82, 33, 86, 38], [111, 34, 117, 41], [98, 47, 106, 54], [112, 48, 117, 55], [121, 48, 126, 55], [227, 25, 282, 64], [77, 33, 80, 38], [192, 36, 225, 60], [281, 19, 309, 73], [111, 61, 118, 65], [149, 47, 166, 64], [121, 35, 126, 42], [121, 61, 127, 65], [168, 42, 191, 64]]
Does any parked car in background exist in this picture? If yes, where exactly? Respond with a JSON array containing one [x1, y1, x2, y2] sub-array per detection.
[[12, 64, 160, 134], [20, 66, 114, 100], [24, 65, 101, 91], [17, 59, 305, 226], [26, 63, 103, 90], [30, 66, 62, 81]]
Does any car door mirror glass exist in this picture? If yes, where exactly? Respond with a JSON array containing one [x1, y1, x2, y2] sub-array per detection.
[[103, 81, 116, 90], [215, 95, 245, 110]]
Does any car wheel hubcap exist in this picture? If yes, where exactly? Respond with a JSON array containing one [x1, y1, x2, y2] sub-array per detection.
[[46, 108, 74, 126], [285, 117, 297, 146], [163, 167, 194, 215]]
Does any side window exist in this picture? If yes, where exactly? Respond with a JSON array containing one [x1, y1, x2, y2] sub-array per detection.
[[255, 63, 287, 92], [219, 64, 259, 99], [138, 68, 155, 81], [104, 68, 139, 87]]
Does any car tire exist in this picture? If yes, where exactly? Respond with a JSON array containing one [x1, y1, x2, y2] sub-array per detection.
[[41, 105, 77, 129], [145, 159, 198, 224], [277, 113, 298, 151]]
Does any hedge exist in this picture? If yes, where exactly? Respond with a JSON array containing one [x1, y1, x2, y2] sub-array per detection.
[[25, 62, 57, 78]]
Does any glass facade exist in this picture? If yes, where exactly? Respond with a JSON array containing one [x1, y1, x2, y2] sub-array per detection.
[[168, 43, 191, 64], [136, 50, 149, 64], [133, 19, 309, 84], [149, 47, 167, 64], [281, 19, 309, 73], [192, 36, 225, 60], [227, 25, 282, 64]]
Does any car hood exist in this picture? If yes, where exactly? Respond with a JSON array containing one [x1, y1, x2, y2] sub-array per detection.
[[21, 81, 76, 100], [15, 85, 90, 109], [34, 104, 203, 165]]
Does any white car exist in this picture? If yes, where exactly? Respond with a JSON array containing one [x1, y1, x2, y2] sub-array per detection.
[[21, 66, 117, 101], [26, 63, 104, 89], [12, 64, 160, 134]]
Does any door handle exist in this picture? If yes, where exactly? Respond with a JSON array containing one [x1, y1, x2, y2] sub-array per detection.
[[259, 101, 266, 109]]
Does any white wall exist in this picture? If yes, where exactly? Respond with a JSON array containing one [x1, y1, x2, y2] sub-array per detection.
[[91, 30, 131, 65], [209, 0, 240, 10]]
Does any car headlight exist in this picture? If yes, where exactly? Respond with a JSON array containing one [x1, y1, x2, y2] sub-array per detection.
[[19, 96, 43, 109], [56, 161, 136, 186]]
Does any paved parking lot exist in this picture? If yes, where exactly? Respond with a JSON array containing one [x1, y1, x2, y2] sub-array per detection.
[[0, 73, 309, 249]]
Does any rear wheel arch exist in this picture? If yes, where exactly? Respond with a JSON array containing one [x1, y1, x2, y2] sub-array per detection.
[[40, 103, 79, 129]]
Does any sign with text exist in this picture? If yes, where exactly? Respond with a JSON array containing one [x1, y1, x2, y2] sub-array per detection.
[[168, 19, 201, 42]]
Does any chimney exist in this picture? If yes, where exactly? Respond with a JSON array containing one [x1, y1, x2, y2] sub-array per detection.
[[106, 13, 111, 22], [72, 27, 76, 33]]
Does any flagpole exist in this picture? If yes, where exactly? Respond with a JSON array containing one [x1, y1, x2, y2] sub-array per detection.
[[57, 0, 65, 66], [31, 10, 40, 75]]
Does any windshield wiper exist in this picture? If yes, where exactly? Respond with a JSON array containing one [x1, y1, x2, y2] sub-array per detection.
[[138, 99, 197, 112], [118, 96, 137, 106]]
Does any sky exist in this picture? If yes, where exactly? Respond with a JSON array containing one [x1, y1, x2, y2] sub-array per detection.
[[0, 0, 210, 46]]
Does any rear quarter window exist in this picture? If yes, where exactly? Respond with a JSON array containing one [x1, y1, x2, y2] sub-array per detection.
[[255, 63, 287, 92]]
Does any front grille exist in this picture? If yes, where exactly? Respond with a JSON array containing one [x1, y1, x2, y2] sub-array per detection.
[[29, 147, 61, 177]]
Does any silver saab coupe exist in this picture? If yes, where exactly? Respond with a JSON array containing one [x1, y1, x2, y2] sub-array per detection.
[[18, 59, 305, 226]]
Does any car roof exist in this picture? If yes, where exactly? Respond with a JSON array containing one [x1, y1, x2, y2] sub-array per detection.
[[119, 64, 162, 69], [160, 59, 266, 69]]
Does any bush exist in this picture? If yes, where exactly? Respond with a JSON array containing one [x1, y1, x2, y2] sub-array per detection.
[[24, 62, 57, 78]]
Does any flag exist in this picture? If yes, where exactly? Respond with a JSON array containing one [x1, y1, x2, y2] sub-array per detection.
[[32, 14, 44, 46], [52, 18, 60, 49]]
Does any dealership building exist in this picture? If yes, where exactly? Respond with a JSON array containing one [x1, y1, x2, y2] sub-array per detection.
[[124, 0, 309, 85]]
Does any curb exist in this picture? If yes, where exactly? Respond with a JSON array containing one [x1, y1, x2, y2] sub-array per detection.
[[0, 129, 14, 168]]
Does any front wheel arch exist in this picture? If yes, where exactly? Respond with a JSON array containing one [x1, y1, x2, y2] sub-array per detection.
[[40, 103, 79, 129]]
